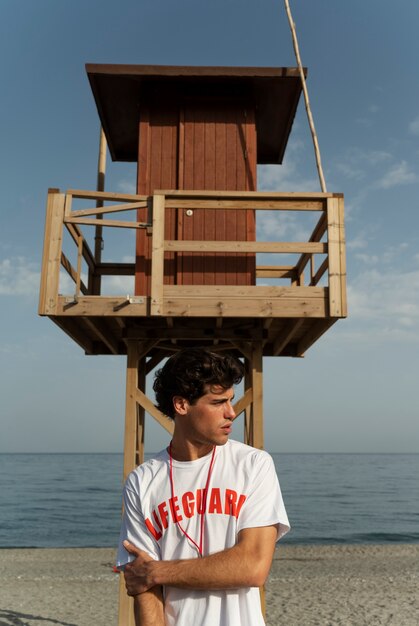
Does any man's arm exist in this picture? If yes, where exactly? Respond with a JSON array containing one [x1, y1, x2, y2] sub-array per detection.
[[133, 587, 165, 626], [124, 524, 278, 595]]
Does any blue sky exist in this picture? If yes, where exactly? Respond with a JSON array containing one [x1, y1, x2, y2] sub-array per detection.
[[1, 0, 418, 453]]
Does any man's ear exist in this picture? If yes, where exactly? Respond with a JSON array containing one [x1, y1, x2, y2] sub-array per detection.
[[172, 396, 189, 415]]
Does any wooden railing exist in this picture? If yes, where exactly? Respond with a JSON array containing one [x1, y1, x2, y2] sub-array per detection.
[[39, 188, 346, 319]]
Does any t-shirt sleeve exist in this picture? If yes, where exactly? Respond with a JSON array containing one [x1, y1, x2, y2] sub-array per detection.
[[237, 452, 290, 540], [116, 473, 161, 569]]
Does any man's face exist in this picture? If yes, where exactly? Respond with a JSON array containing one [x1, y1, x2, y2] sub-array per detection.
[[174, 385, 236, 448]]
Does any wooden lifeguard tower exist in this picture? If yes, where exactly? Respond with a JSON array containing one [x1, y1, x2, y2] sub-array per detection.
[[39, 63, 346, 624]]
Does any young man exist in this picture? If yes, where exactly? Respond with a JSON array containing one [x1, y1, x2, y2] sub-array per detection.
[[117, 347, 290, 626]]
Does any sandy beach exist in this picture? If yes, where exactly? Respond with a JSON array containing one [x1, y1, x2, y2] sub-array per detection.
[[0, 544, 418, 626]]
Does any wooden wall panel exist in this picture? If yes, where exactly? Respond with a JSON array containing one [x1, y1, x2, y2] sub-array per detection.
[[135, 107, 178, 295], [135, 99, 257, 294], [179, 102, 256, 286]]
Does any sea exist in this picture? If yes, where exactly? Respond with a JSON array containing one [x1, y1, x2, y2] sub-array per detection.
[[0, 453, 418, 548]]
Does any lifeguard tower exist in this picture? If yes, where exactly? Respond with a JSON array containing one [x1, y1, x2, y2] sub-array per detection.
[[39, 62, 346, 624]]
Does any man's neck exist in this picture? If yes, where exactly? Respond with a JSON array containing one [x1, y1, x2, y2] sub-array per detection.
[[169, 437, 214, 462]]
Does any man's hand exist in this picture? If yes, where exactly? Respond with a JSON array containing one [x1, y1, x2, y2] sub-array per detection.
[[123, 540, 156, 595]]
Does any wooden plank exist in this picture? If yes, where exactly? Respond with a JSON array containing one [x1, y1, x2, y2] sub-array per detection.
[[235, 104, 256, 285], [136, 388, 174, 436], [251, 344, 264, 450], [150, 194, 166, 315], [165, 199, 323, 210], [65, 222, 96, 271], [135, 106, 152, 296], [55, 296, 148, 316], [137, 356, 146, 465], [119, 341, 139, 626], [224, 107, 238, 286], [163, 111, 178, 287], [158, 189, 339, 199], [205, 108, 218, 284], [165, 241, 327, 254], [97, 262, 135, 276], [309, 212, 327, 243], [161, 296, 328, 318], [327, 198, 343, 317], [123, 341, 139, 480], [65, 217, 148, 229], [243, 359, 252, 445], [272, 319, 304, 356], [186, 105, 205, 283], [69, 201, 149, 218], [41, 192, 65, 315], [118, 576, 134, 626], [233, 387, 253, 417], [295, 213, 327, 283], [338, 196, 348, 317], [310, 255, 315, 285], [83, 317, 119, 355], [39, 191, 55, 314], [60, 252, 88, 295], [296, 319, 336, 356], [164, 285, 325, 298], [310, 257, 328, 286], [50, 317, 94, 354], [64, 193, 72, 217], [256, 266, 296, 279], [85, 63, 304, 79], [137, 339, 161, 362], [124, 326, 265, 341], [75, 235, 83, 297], [68, 189, 149, 202], [145, 351, 166, 376]]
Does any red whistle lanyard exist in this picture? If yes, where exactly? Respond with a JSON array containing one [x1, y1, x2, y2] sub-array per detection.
[[168, 442, 216, 558]]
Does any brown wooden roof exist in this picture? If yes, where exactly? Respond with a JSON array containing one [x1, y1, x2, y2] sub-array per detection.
[[85, 64, 305, 165]]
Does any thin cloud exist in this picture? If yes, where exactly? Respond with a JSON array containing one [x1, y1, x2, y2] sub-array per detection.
[[258, 139, 320, 192], [0, 257, 40, 296], [347, 268, 419, 341], [354, 253, 379, 265], [256, 211, 314, 243], [117, 179, 136, 194], [375, 161, 418, 189], [336, 149, 391, 181], [347, 234, 369, 250], [408, 116, 419, 136]]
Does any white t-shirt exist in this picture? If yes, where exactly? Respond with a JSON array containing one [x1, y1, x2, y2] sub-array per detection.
[[117, 439, 290, 626]]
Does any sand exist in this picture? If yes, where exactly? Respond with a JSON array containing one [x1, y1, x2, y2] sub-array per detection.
[[0, 544, 418, 625]]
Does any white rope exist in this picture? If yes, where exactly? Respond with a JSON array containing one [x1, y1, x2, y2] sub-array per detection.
[[283, 0, 327, 192]]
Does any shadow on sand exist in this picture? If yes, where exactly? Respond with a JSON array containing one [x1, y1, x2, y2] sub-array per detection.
[[0, 609, 78, 626]]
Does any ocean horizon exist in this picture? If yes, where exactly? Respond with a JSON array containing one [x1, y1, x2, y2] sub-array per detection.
[[1, 452, 418, 548]]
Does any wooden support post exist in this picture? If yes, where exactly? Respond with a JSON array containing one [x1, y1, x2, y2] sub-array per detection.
[[39, 190, 65, 315], [91, 126, 107, 295], [337, 196, 347, 317], [244, 358, 252, 446], [327, 198, 343, 317], [242, 344, 265, 614], [250, 343, 264, 450], [136, 356, 146, 467], [75, 234, 83, 298], [118, 340, 139, 626], [150, 194, 166, 316], [250, 343, 265, 615]]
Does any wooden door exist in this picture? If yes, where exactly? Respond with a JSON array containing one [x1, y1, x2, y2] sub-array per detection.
[[177, 101, 256, 286], [134, 99, 257, 295]]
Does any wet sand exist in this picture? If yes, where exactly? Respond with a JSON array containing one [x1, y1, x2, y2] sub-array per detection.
[[0, 544, 418, 625]]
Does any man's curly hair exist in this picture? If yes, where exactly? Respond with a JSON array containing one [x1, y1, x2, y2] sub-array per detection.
[[153, 347, 244, 419]]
